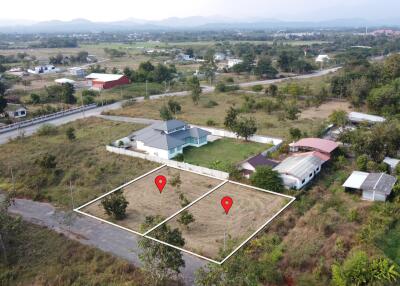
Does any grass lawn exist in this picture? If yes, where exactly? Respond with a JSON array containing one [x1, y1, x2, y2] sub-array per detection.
[[181, 138, 270, 170], [0, 221, 146, 286], [378, 222, 400, 266], [0, 117, 158, 208]]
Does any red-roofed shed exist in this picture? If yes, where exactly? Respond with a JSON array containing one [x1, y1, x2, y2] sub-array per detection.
[[289, 138, 339, 155]]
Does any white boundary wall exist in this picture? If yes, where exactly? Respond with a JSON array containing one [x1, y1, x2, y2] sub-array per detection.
[[106, 145, 229, 179]]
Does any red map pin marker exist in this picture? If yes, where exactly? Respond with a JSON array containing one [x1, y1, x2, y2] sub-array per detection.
[[221, 196, 233, 214], [155, 175, 167, 193]]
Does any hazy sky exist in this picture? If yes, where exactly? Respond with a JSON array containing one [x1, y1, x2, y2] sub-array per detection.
[[2, 0, 400, 22]]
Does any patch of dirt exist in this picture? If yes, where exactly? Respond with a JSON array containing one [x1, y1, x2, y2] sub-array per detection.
[[300, 101, 352, 120]]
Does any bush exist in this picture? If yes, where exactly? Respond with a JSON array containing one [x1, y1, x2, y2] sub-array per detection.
[[37, 124, 58, 136], [203, 100, 218, 108], [251, 85, 263, 92], [175, 153, 184, 162], [101, 191, 129, 220], [82, 90, 99, 97], [206, 119, 216, 126]]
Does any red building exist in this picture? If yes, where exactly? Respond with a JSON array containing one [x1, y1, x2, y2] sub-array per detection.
[[85, 73, 130, 90]]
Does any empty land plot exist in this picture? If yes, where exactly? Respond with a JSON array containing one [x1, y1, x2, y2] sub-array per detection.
[[80, 166, 222, 233], [147, 181, 292, 261]]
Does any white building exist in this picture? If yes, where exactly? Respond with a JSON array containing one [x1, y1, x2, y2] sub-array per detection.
[[348, 112, 386, 124], [126, 120, 210, 159], [315, 55, 330, 63], [55, 78, 76, 85], [4, 104, 27, 118], [28, 65, 60, 75], [227, 58, 243, 68], [273, 152, 329, 189], [214, 52, 226, 61], [69, 67, 86, 78]]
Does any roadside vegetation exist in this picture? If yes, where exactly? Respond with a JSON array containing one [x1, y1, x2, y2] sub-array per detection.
[[0, 118, 157, 208]]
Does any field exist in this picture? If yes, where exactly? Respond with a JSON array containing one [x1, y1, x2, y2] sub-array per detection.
[[0, 220, 146, 286], [0, 117, 158, 208], [105, 91, 350, 139], [77, 166, 294, 263], [81, 166, 222, 233], [181, 138, 271, 170], [148, 181, 292, 261]]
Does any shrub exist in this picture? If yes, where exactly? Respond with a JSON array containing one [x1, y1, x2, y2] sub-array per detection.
[[174, 153, 184, 162], [206, 119, 216, 126], [203, 100, 218, 108], [101, 191, 129, 220], [251, 85, 263, 92], [66, 127, 76, 141], [37, 124, 58, 136]]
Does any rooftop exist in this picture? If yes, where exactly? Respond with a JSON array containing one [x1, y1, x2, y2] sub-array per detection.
[[85, 73, 125, 82], [290, 138, 339, 154], [152, 120, 187, 133], [342, 171, 397, 195], [348, 112, 386, 124], [5, 103, 26, 112], [246, 154, 279, 169], [55, 78, 75, 84], [273, 152, 325, 180]]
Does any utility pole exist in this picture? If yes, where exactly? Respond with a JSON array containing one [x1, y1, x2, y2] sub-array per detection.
[[10, 167, 16, 205], [69, 180, 75, 210], [145, 80, 148, 99]]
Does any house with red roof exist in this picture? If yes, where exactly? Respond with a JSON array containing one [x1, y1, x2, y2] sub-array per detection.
[[289, 138, 339, 157]]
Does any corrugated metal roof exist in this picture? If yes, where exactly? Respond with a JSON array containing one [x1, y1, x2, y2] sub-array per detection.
[[348, 112, 386, 123], [290, 138, 339, 154], [152, 120, 187, 133], [342, 171, 369, 189], [273, 153, 324, 179], [361, 173, 397, 195], [55, 78, 75, 84], [85, 73, 125, 82], [247, 154, 279, 168]]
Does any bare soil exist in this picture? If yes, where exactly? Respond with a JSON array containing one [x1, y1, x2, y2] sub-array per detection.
[[148, 182, 290, 260], [300, 101, 352, 120], [81, 166, 222, 233]]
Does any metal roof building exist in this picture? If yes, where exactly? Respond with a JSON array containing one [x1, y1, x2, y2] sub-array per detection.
[[289, 138, 339, 154], [342, 171, 397, 201], [348, 112, 386, 124]]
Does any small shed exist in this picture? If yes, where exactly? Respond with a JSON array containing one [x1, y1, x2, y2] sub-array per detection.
[[239, 154, 279, 178], [5, 104, 27, 118], [342, 171, 397, 201], [383, 157, 400, 173], [55, 78, 76, 85]]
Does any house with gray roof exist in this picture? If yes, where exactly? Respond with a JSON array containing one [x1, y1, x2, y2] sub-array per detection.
[[273, 152, 330, 190], [342, 171, 397, 201], [128, 120, 210, 159]]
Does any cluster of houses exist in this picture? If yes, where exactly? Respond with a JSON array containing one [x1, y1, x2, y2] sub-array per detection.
[[239, 138, 339, 190]]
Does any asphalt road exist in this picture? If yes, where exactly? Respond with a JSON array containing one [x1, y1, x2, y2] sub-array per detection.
[[8, 198, 206, 285], [0, 67, 340, 145]]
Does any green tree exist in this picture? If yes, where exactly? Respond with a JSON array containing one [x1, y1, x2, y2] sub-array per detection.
[[266, 84, 278, 97], [159, 105, 173, 120], [188, 76, 202, 104], [0, 195, 22, 264], [167, 99, 182, 115], [101, 191, 129, 220], [61, 83, 76, 104], [0, 96, 7, 113], [329, 110, 348, 127], [356, 154, 369, 172], [35, 153, 57, 170], [139, 216, 185, 285], [177, 210, 195, 229], [285, 103, 301, 120], [332, 250, 399, 286], [250, 166, 284, 193], [224, 106, 239, 131], [289, 127, 302, 140], [255, 57, 278, 78], [66, 127, 76, 141], [232, 116, 257, 141], [30, 93, 41, 104]]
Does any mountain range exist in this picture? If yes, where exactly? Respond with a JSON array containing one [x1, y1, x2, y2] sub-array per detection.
[[0, 17, 399, 33]]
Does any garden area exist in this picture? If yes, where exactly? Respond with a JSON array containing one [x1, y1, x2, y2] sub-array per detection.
[[179, 138, 270, 171]]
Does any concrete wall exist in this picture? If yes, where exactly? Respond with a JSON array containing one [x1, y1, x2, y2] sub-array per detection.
[[106, 145, 229, 180]]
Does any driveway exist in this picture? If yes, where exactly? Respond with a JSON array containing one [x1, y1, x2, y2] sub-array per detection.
[[8, 198, 206, 285]]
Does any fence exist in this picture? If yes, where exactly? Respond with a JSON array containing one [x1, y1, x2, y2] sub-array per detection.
[[0, 103, 97, 134], [106, 145, 229, 180], [190, 125, 283, 146]]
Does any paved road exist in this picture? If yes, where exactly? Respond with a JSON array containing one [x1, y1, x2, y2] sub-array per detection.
[[8, 198, 206, 285], [0, 67, 340, 145]]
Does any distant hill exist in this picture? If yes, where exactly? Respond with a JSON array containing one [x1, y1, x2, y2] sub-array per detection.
[[0, 17, 399, 33]]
